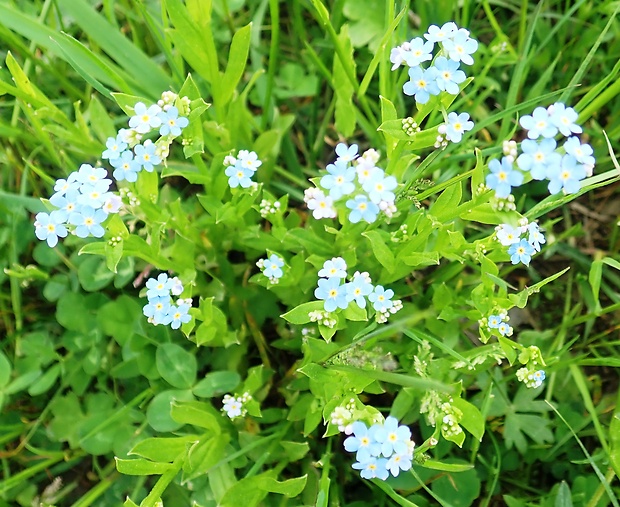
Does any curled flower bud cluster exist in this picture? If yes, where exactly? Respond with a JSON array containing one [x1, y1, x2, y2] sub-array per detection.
[[259, 199, 281, 217], [142, 273, 192, 329], [516, 368, 546, 389]]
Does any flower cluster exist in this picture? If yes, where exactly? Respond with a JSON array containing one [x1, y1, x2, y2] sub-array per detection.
[[256, 254, 284, 284], [221, 392, 252, 419], [486, 311, 513, 337], [495, 219, 545, 266], [486, 102, 595, 197], [142, 273, 192, 329], [392, 22, 478, 103], [34, 164, 122, 247], [105, 92, 190, 182], [259, 198, 281, 217], [223, 150, 262, 189], [304, 144, 398, 224], [343, 416, 415, 480], [313, 258, 402, 323], [516, 345, 546, 389]]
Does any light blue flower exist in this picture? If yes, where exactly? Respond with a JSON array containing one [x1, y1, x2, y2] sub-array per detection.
[[134, 140, 161, 172], [549, 102, 582, 137], [433, 57, 466, 95], [225, 164, 254, 188], [69, 205, 107, 238], [352, 456, 389, 481], [497, 322, 513, 337], [508, 239, 535, 266], [487, 314, 502, 328], [485, 157, 523, 198], [526, 222, 546, 252], [362, 172, 397, 204], [102, 134, 128, 161], [77, 180, 113, 209], [314, 277, 348, 312], [34, 211, 68, 247], [49, 189, 80, 222], [532, 370, 546, 387], [75, 164, 109, 185], [146, 273, 174, 299], [158, 106, 189, 137], [335, 143, 358, 163], [442, 31, 478, 65], [519, 107, 558, 140], [516, 139, 561, 180], [345, 274, 373, 308], [402, 37, 434, 67], [547, 154, 587, 194], [373, 416, 411, 457], [111, 150, 141, 182], [403, 66, 440, 104], [563, 137, 595, 167], [320, 160, 356, 200], [369, 285, 394, 312], [346, 195, 379, 224], [129, 102, 162, 134], [445, 112, 474, 143], [143, 296, 172, 325], [343, 421, 381, 461], [386, 453, 412, 477], [424, 22, 458, 42], [318, 257, 347, 279], [263, 254, 284, 280], [52, 177, 79, 199], [168, 303, 191, 329]]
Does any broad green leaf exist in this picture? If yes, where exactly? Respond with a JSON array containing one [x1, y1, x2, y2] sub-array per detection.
[[363, 231, 395, 272], [170, 400, 221, 433], [130, 436, 197, 463], [421, 460, 475, 472], [115, 458, 174, 476], [146, 389, 194, 432], [333, 25, 356, 137], [281, 301, 325, 324], [0, 352, 11, 387], [156, 343, 197, 389], [193, 371, 241, 398], [452, 398, 485, 442], [218, 23, 252, 106]]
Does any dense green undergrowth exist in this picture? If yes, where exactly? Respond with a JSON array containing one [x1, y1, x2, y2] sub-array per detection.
[[1, 1, 620, 506]]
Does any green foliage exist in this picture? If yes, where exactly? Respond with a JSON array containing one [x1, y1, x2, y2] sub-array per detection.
[[1, 0, 620, 506]]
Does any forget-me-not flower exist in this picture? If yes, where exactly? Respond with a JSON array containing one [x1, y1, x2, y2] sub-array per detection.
[[69, 205, 107, 238], [318, 257, 347, 279], [526, 222, 546, 252], [444, 112, 474, 143], [487, 314, 502, 328], [343, 421, 382, 461], [34, 211, 68, 247], [352, 456, 389, 481], [520, 107, 558, 139], [564, 137, 595, 167], [549, 102, 582, 137], [373, 416, 411, 457], [495, 224, 521, 245], [547, 154, 587, 194], [225, 165, 254, 188], [335, 143, 358, 163], [369, 285, 394, 312], [345, 273, 373, 308], [362, 172, 397, 204], [102, 134, 128, 161], [320, 160, 356, 200], [134, 140, 161, 172], [158, 106, 189, 137], [146, 273, 175, 299], [314, 277, 348, 312], [403, 66, 440, 104], [262, 254, 284, 281], [129, 102, 162, 134], [169, 303, 191, 329], [485, 157, 524, 198], [402, 37, 434, 67], [424, 22, 458, 42], [433, 57, 466, 94], [442, 31, 478, 65], [111, 150, 141, 182], [346, 195, 379, 224], [517, 139, 561, 180], [508, 239, 535, 265]]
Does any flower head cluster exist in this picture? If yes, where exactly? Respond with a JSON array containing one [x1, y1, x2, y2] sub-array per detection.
[[221, 392, 252, 419], [487, 102, 594, 197], [330, 399, 357, 434], [308, 309, 337, 328], [256, 254, 284, 284], [305, 144, 398, 224], [105, 92, 190, 182], [34, 164, 122, 247], [343, 416, 415, 480], [224, 150, 262, 189], [259, 198, 281, 217], [313, 259, 402, 323], [516, 368, 546, 389], [486, 311, 513, 337], [392, 22, 478, 105], [142, 273, 192, 329], [495, 219, 545, 266]]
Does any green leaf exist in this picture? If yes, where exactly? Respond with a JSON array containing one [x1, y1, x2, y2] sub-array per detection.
[[218, 23, 252, 106], [0, 351, 11, 388], [333, 25, 356, 137], [509, 267, 570, 308], [146, 389, 195, 432], [156, 343, 197, 389], [362, 230, 395, 272], [452, 398, 485, 441], [421, 460, 475, 472], [170, 400, 222, 433], [193, 371, 241, 398], [281, 301, 324, 324], [115, 458, 174, 476], [129, 436, 197, 463]]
